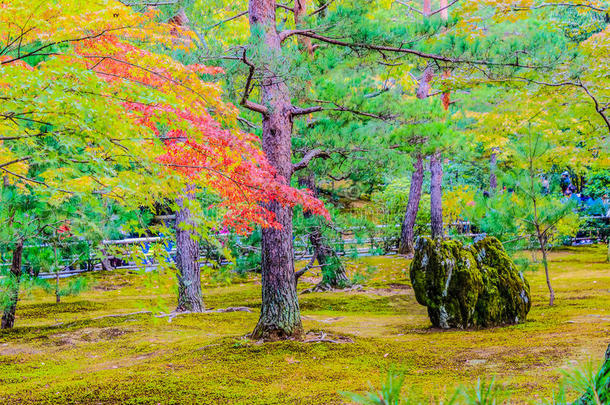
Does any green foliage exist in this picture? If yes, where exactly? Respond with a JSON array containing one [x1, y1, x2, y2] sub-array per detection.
[[343, 359, 610, 405], [584, 170, 610, 199], [340, 370, 407, 405], [351, 265, 377, 286]]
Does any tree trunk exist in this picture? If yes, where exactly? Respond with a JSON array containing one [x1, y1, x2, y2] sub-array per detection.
[[439, 0, 448, 20], [1, 241, 24, 329], [489, 148, 498, 192], [55, 269, 61, 303], [398, 154, 424, 255], [422, 0, 431, 17], [299, 174, 349, 289], [175, 185, 204, 313], [537, 231, 555, 306], [249, 0, 303, 340], [430, 152, 444, 239], [294, 0, 313, 55]]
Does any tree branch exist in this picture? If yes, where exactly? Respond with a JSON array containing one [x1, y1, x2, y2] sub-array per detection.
[[279, 29, 317, 43], [292, 32, 543, 68], [292, 149, 331, 174], [512, 2, 607, 12], [1, 27, 132, 66], [394, 0, 423, 14], [312, 99, 397, 120], [202, 11, 248, 31], [429, 0, 460, 16], [295, 255, 316, 281], [292, 105, 324, 116], [0, 167, 73, 194], [240, 50, 269, 115], [0, 156, 31, 169], [309, 0, 336, 16]]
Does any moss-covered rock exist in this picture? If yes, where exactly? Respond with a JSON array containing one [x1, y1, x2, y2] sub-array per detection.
[[410, 236, 531, 329]]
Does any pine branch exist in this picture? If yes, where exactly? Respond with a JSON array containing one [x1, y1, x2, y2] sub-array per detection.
[[291, 32, 545, 68], [240, 50, 269, 115], [292, 149, 331, 174], [512, 2, 607, 12], [309, 0, 336, 16]]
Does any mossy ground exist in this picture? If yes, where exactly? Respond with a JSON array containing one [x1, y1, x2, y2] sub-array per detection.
[[0, 245, 608, 404]]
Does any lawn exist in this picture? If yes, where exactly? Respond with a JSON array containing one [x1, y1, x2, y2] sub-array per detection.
[[0, 245, 608, 404]]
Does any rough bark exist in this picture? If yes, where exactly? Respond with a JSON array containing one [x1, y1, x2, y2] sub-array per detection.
[[416, 66, 434, 99], [398, 154, 424, 255], [439, 0, 448, 20], [430, 152, 444, 239], [298, 174, 349, 289], [1, 240, 24, 329], [294, 0, 313, 55], [422, 0, 431, 16], [249, 0, 303, 340], [175, 185, 204, 313]]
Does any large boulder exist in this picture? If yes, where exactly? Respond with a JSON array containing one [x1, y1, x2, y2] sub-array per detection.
[[410, 236, 531, 329]]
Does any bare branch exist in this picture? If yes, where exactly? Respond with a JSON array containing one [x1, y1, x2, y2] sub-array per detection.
[[0, 167, 73, 194], [429, 0, 460, 16], [276, 3, 295, 12], [240, 50, 269, 115], [1, 27, 132, 66], [279, 29, 317, 43], [312, 99, 397, 120], [295, 255, 316, 281], [309, 0, 336, 16], [202, 11, 248, 31], [292, 149, 331, 174], [0, 156, 31, 169], [512, 2, 607, 12], [394, 0, 423, 14], [119, 0, 179, 5], [292, 105, 324, 116]]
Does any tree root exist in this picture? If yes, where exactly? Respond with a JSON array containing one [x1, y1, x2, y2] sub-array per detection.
[[156, 306, 252, 322], [300, 283, 363, 294], [303, 331, 354, 344]]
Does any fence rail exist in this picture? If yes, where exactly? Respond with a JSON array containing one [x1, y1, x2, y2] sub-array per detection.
[[2, 216, 608, 279]]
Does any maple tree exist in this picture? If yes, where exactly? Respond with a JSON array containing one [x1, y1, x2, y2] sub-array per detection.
[[0, 0, 327, 327]]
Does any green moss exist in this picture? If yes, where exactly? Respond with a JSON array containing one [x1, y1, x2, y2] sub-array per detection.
[[410, 237, 531, 329], [0, 245, 608, 404]]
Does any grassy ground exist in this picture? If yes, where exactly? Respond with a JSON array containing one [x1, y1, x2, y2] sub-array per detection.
[[0, 245, 608, 404]]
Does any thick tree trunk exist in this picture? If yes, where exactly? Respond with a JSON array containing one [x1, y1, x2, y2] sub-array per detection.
[[430, 152, 444, 239], [398, 154, 424, 255], [299, 174, 349, 289], [489, 148, 498, 192], [1, 241, 24, 329], [249, 0, 303, 340], [175, 186, 204, 313]]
